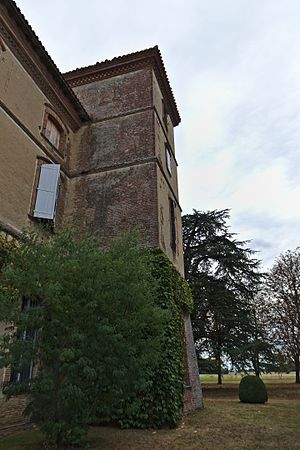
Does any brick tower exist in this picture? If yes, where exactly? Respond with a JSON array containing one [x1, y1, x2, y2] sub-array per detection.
[[64, 47, 203, 412]]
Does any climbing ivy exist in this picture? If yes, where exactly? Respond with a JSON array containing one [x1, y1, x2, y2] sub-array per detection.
[[0, 232, 16, 272], [0, 232, 193, 431], [115, 249, 193, 428]]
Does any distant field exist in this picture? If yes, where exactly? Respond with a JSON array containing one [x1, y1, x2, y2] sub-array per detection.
[[200, 372, 296, 384]]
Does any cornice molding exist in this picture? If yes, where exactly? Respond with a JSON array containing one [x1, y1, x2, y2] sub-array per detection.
[[64, 47, 181, 127]]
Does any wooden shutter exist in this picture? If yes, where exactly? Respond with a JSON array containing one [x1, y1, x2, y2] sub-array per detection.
[[33, 164, 60, 220], [45, 119, 60, 149]]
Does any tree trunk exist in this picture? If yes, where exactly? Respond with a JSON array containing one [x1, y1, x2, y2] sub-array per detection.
[[254, 350, 260, 377], [295, 354, 300, 384], [216, 346, 222, 385]]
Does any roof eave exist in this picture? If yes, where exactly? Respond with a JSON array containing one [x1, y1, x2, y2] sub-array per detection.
[[1, 0, 90, 129], [64, 46, 181, 127]]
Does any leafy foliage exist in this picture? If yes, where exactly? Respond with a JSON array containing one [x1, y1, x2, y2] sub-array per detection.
[[232, 290, 275, 376], [0, 230, 167, 445], [267, 248, 300, 383], [239, 375, 268, 403], [0, 231, 192, 443], [183, 210, 263, 383], [0, 232, 20, 324], [114, 249, 193, 428]]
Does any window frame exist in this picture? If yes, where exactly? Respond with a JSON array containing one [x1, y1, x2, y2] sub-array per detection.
[[166, 145, 172, 175], [10, 298, 38, 383]]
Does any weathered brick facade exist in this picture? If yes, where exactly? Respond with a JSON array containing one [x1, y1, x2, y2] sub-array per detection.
[[0, 0, 202, 434]]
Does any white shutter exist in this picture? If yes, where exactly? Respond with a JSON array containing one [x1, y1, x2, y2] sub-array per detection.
[[33, 164, 60, 220]]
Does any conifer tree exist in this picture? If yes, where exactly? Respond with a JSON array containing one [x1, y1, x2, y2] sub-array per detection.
[[183, 209, 262, 383]]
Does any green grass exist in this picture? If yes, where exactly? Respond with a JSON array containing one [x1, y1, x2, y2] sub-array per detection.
[[200, 372, 297, 384], [1, 380, 299, 449]]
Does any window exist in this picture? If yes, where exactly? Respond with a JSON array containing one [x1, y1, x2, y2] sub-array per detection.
[[10, 298, 38, 383], [32, 163, 60, 221], [44, 118, 60, 149], [41, 104, 68, 156], [169, 198, 177, 251], [166, 145, 172, 175]]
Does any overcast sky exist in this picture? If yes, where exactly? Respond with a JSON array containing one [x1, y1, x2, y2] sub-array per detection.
[[16, 0, 300, 268]]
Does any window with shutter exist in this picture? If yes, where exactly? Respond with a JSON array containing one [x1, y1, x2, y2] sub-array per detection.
[[45, 118, 60, 149], [33, 164, 60, 220], [41, 106, 68, 156]]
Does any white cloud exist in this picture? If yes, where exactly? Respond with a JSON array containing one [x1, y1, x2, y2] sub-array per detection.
[[15, 0, 300, 268]]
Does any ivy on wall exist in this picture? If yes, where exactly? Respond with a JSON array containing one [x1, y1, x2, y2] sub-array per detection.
[[115, 249, 193, 428], [0, 232, 194, 430]]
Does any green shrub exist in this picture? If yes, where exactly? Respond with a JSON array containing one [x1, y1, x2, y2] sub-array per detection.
[[114, 249, 194, 428], [239, 375, 268, 404]]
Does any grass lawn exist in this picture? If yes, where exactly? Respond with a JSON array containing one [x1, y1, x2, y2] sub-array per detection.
[[1, 379, 299, 449], [200, 372, 297, 384]]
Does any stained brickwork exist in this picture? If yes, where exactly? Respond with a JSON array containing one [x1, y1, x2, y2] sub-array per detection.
[[71, 110, 155, 174], [69, 163, 159, 247], [72, 69, 152, 122]]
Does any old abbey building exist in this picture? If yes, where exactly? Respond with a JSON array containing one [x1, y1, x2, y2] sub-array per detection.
[[0, 0, 202, 427]]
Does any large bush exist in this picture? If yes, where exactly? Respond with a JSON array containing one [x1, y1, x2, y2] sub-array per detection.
[[0, 230, 167, 446], [239, 375, 268, 403]]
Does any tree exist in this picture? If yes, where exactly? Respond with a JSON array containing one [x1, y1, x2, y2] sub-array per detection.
[[234, 290, 275, 376], [0, 230, 166, 445], [267, 248, 300, 383], [183, 209, 262, 384]]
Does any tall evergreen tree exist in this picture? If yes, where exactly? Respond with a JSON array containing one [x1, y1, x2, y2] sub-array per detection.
[[183, 209, 262, 383]]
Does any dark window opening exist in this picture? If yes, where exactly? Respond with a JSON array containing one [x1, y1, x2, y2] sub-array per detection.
[[169, 198, 177, 251]]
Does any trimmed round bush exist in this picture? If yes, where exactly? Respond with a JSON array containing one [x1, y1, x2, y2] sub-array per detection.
[[239, 375, 268, 404]]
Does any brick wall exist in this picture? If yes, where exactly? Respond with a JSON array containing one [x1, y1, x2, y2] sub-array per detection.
[[69, 162, 159, 247], [72, 69, 152, 122], [65, 67, 159, 248], [72, 110, 155, 174]]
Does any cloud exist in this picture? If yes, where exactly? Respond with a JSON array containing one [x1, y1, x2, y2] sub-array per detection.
[[15, 0, 300, 268]]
